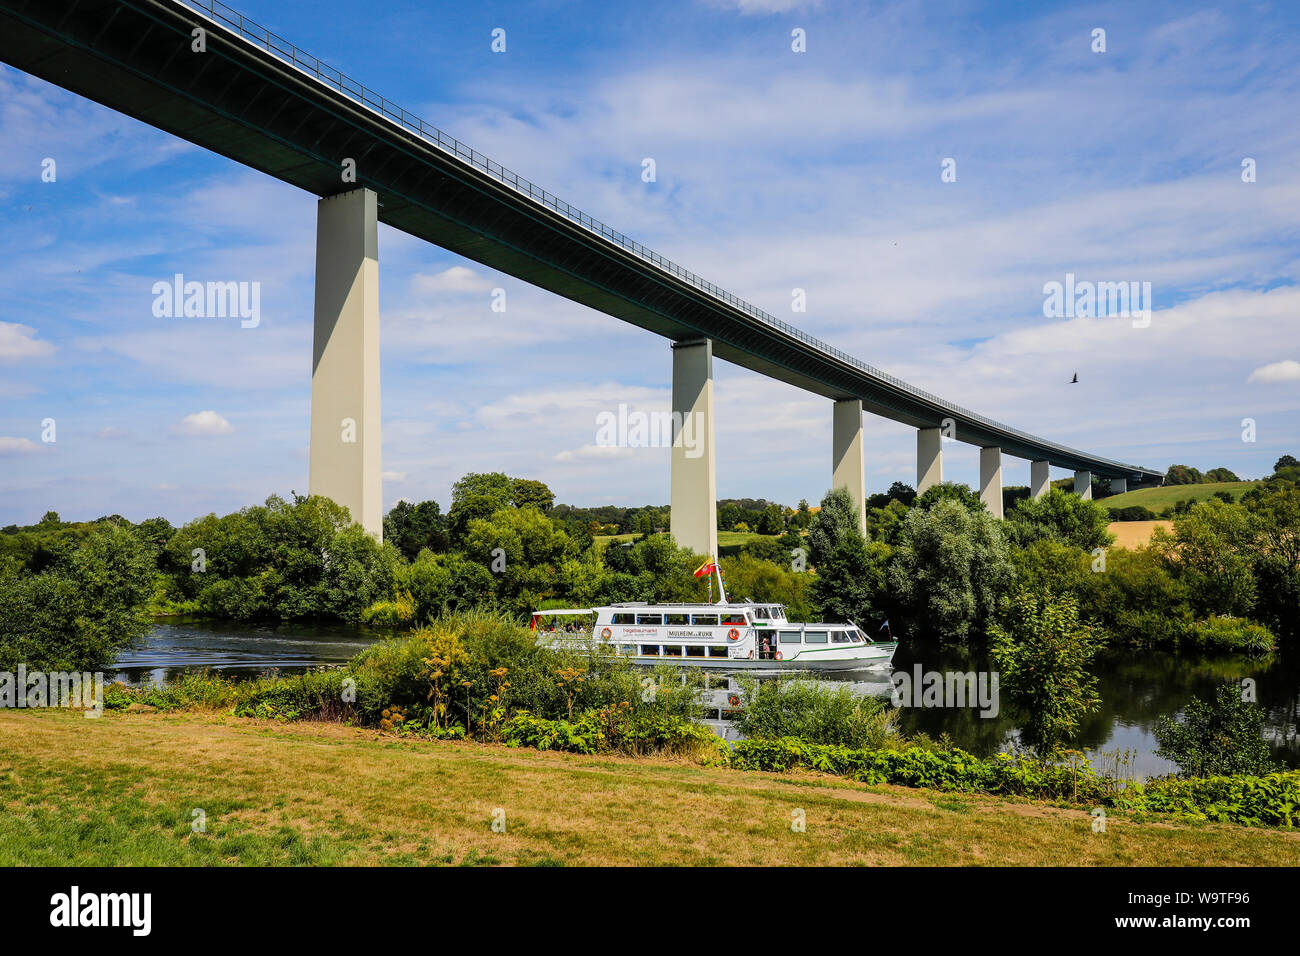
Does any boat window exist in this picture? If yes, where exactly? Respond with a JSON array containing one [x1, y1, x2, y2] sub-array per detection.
[[665, 613, 689, 625], [612, 613, 635, 624], [720, 613, 747, 625], [845, 628, 862, 643], [804, 630, 829, 644], [707, 646, 729, 658], [831, 630, 853, 643], [706, 675, 730, 689], [778, 631, 802, 644], [663, 645, 683, 657], [752, 607, 770, 620], [685, 646, 707, 658], [636, 613, 663, 625], [619, 645, 634, 654], [639, 645, 660, 656], [692, 614, 719, 626]]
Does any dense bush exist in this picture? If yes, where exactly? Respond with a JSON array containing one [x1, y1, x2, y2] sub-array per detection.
[[0, 523, 155, 671], [887, 498, 1014, 643], [162, 494, 398, 622], [1153, 683, 1279, 778], [1184, 616, 1275, 656], [1108, 505, 1157, 521], [1005, 488, 1114, 551], [807, 487, 882, 627], [501, 708, 726, 759], [732, 677, 903, 750]]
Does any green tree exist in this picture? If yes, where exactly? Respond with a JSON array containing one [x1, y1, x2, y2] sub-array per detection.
[[807, 488, 882, 627], [989, 590, 1102, 754], [1152, 683, 1278, 778], [384, 499, 449, 560], [1274, 454, 1298, 472], [0, 524, 155, 671], [887, 498, 1013, 643], [1165, 464, 1204, 485], [1005, 487, 1114, 551], [510, 478, 555, 513], [1164, 498, 1257, 618], [914, 481, 984, 513]]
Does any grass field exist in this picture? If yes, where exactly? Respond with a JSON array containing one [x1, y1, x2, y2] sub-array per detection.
[[2, 710, 1296, 866], [1103, 481, 1259, 511]]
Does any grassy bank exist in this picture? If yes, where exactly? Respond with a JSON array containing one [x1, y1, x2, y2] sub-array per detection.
[[1, 709, 1297, 866], [1104, 481, 1259, 511]]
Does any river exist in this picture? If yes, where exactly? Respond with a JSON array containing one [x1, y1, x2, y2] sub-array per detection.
[[115, 619, 1300, 779]]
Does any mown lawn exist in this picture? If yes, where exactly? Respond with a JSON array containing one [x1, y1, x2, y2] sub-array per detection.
[[1, 710, 1297, 866]]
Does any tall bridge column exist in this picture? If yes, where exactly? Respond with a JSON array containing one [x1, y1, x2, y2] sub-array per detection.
[[832, 399, 867, 535], [670, 339, 718, 558], [1074, 469, 1093, 500], [979, 446, 1003, 518], [1110, 477, 1128, 495], [309, 188, 383, 539], [917, 427, 943, 493], [1030, 460, 1051, 499]]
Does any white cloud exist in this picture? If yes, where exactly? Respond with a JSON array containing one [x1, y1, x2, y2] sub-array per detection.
[[382, 470, 407, 481], [173, 411, 234, 436], [0, 321, 54, 361], [0, 436, 39, 455], [1247, 359, 1300, 384], [410, 266, 493, 295]]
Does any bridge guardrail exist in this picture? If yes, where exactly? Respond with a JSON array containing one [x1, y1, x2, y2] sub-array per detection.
[[178, 0, 1154, 476]]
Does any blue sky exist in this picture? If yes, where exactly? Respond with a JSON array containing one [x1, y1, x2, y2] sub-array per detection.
[[2, 0, 1299, 525]]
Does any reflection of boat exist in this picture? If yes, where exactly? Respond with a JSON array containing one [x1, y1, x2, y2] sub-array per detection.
[[530, 600, 897, 672]]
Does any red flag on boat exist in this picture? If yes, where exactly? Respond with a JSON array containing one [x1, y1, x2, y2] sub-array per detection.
[[693, 559, 717, 578]]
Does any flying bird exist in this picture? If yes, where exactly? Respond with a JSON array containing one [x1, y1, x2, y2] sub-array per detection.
[[1070, 372, 1079, 384]]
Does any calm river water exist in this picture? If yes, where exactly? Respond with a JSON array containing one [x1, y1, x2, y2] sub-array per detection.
[[115, 620, 1300, 779]]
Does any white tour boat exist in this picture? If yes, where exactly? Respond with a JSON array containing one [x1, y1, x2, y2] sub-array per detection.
[[530, 561, 896, 672]]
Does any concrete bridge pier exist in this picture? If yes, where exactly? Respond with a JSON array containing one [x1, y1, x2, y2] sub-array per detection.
[[1074, 469, 1093, 500], [832, 398, 867, 535], [1110, 477, 1128, 495], [917, 427, 943, 493], [670, 339, 718, 559], [1030, 460, 1051, 499], [308, 188, 383, 540], [979, 446, 1003, 518]]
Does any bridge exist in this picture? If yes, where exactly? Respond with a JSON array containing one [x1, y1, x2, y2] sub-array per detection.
[[0, 0, 1165, 552]]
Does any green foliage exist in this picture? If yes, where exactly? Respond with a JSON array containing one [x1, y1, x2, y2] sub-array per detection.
[[887, 498, 1014, 643], [1005, 488, 1114, 551], [1153, 684, 1279, 778], [501, 708, 726, 759], [1129, 772, 1300, 828], [383, 500, 448, 561], [464, 506, 576, 615], [989, 590, 1102, 753], [914, 482, 984, 514], [732, 677, 904, 750], [1165, 498, 1257, 618], [718, 554, 814, 621], [0, 523, 155, 671], [807, 487, 881, 626], [163, 494, 397, 623], [1108, 505, 1157, 521], [1078, 545, 1194, 648], [1184, 616, 1275, 656]]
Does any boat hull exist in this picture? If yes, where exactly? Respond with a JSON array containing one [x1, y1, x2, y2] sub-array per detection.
[[620, 644, 898, 672]]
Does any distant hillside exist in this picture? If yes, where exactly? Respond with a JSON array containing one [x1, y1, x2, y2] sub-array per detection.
[[1104, 481, 1260, 511]]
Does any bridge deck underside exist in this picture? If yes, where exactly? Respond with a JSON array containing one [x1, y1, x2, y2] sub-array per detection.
[[0, 0, 1160, 482]]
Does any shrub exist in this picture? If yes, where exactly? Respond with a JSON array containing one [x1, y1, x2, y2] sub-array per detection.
[[1184, 616, 1275, 656], [733, 677, 904, 750], [989, 590, 1102, 753], [1108, 505, 1157, 521], [1152, 683, 1278, 778], [1005, 488, 1114, 551]]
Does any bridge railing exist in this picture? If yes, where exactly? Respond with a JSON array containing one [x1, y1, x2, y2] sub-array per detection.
[[179, 0, 1148, 474]]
